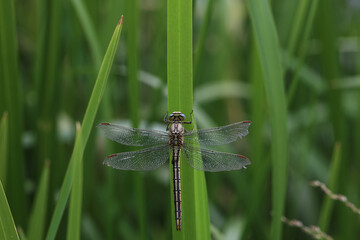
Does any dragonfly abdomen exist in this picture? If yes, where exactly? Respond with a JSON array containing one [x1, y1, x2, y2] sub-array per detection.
[[172, 147, 182, 231]]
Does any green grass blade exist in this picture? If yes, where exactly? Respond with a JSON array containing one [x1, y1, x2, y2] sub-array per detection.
[[282, 51, 326, 94], [318, 142, 342, 232], [45, 18, 123, 240], [0, 113, 8, 185], [285, 0, 310, 57], [243, 42, 270, 238], [0, 181, 19, 240], [0, 0, 26, 225], [70, 0, 102, 67], [317, 0, 342, 140], [126, 0, 140, 127], [34, 0, 63, 174], [125, 1, 146, 237], [194, 0, 214, 80], [18, 227, 27, 240], [246, 0, 288, 239], [287, 0, 320, 106], [168, 0, 210, 238], [67, 123, 83, 240], [27, 161, 50, 240], [71, 6, 116, 238]]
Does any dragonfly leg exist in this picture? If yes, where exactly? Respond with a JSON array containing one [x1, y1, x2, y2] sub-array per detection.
[[164, 111, 170, 123], [182, 110, 193, 124], [184, 126, 194, 134], [164, 111, 172, 131]]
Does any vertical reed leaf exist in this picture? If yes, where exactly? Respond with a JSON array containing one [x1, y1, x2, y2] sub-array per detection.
[[317, 0, 342, 140], [0, 181, 19, 240], [67, 123, 83, 240], [45, 18, 123, 240], [125, 0, 146, 237], [35, 0, 62, 175], [0, 113, 8, 185], [27, 161, 50, 240], [126, 0, 140, 127], [318, 142, 341, 232], [18, 228, 27, 240], [287, 0, 319, 106], [0, 0, 26, 225], [70, 4, 117, 238], [246, 0, 288, 239], [318, 2, 348, 238], [285, 0, 310, 57], [168, 0, 210, 238], [70, 0, 102, 68], [194, 0, 214, 80], [243, 43, 269, 239]]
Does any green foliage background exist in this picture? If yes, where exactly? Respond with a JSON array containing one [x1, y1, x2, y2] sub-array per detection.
[[1, 0, 360, 239]]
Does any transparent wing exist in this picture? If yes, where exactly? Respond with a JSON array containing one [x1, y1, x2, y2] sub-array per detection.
[[97, 122, 168, 146], [184, 121, 251, 146], [182, 143, 250, 172], [104, 144, 169, 171]]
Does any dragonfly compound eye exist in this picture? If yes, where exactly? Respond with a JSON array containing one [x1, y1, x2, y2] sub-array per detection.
[[180, 114, 185, 120]]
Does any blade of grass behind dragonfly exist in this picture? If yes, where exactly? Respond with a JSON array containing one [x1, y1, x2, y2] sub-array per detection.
[[0, 0, 26, 225], [34, 0, 62, 179], [18, 228, 27, 240], [0, 181, 19, 240], [125, 0, 147, 238], [317, 1, 349, 238], [148, 0, 167, 122], [318, 142, 341, 233], [70, 1, 118, 238], [70, 0, 102, 68], [0, 113, 8, 185], [67, 123, 83, 240], [285, 0, 310, 58], [287, 0, 319, 106], [246, 0, 288, 239], [27, 161, 50, 240], [45, 18, 123, 240], [194, 0, 214, 81], [242, 40, 270, 239], [168, 0, 210, 238]]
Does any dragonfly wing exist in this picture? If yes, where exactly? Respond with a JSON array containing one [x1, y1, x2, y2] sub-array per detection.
[[184, 121, 251, 146], [104, 144, 170, 171], [182, 144, 250, 172], [97, 123, 168, 146]]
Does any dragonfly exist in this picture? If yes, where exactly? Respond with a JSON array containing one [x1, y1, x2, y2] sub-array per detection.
[[97, 111, 251, 231]]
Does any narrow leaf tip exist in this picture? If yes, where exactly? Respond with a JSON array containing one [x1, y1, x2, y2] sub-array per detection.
[[45, 159, 50, 168], [118, 15, 124, 25]]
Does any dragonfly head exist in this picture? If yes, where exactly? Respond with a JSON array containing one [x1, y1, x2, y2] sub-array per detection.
[[169, 112, 186, 121]]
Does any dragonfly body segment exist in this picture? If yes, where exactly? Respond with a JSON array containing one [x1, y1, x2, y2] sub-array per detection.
[[97, 111, 251, 231], [165, 112, 192, 231]]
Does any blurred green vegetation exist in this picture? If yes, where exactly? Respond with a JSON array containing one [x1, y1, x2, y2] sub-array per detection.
[[0, 0, 359, 239]]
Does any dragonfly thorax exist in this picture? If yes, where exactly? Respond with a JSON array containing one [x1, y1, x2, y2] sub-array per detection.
[[169, 123, 184, 147]]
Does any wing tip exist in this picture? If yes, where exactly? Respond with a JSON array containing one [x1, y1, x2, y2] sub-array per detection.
[[103, 156, 115, 167], [242, 120, 252, 124], [237, 154, 248, 159], [237, 155, 251, 169], [97, 122, 111, 128]]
